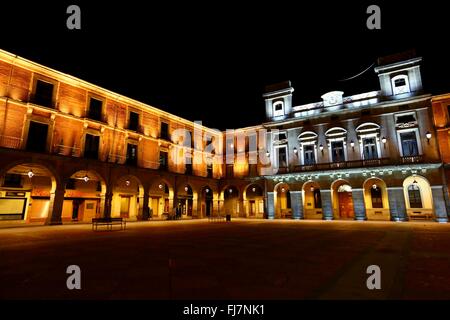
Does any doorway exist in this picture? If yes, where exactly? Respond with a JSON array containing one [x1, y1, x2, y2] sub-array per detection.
[[338, 191, 354, 219], [120, 196, 130, 218]]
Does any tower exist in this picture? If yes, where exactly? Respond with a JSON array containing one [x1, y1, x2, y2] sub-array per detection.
[[262, 81, 294, 121]]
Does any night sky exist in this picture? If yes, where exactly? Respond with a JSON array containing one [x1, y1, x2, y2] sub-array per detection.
[[2, 1, 449, 130]]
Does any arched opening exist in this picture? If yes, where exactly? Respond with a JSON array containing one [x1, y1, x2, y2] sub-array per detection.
[[200, 185, 214, 218], [403, 175, 434, 220], [363, 178, 390, 220], [244, 184, 264, 218], [331, 179, 354, 219], [223, 186, 239, 217], [274, 182, 291, 218], [302, 181, 322, 219], [64, 170, 106, 223], [0, 162, 57, 223], [149, 180, 173, 218], [112, 175, 144, 221], [177, 184, 194, 217]]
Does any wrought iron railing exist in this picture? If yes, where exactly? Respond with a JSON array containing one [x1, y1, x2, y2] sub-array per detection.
[[0, 135, 22, 149]]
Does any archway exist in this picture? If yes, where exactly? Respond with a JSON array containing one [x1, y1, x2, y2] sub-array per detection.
[[177, 184, 195, 217], [363, 178, 390, 220], [222, 185, 240, 217], [243, 184, 264, 218], [331, 179, 354, 219], [63, 170, 106, 223], [274, 182, 291, 218], [0, 162, 57, 223], [112, 175, 144, 220], [149, 180, 174, 218], [302, 181, 322, 219], [403, 175, 434, 220]]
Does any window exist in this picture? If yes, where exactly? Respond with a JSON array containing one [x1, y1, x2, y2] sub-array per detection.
[[160, 122, 169, 140], [363, 138, 378, 160], [3, 174, 22, 188], [274, 132, 287, 141], [88, 98, 103, 121], [226, 164, 234, 178], [26, 121, 48, 152], [126, 143, 138, 166], [273, 101, 284, 117], [331, 141, 345, 162], [185, 155, 193, 175], [128, 111, 139, 131], [159, 151, 168, 170], [207, 163, 213, 178], [371, 186, 383, 208], [408, 184, 422, 208], [33, 80, 54, 107], [303, 145, 315, 165], [400, 131, 419, 156], [84, 134, 100, 159], [313, 189, 322, 208], [391, 75, 410, 95], [277, 147, 287, 168]]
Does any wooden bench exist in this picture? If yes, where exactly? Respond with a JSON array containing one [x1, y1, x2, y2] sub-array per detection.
[[92, 217, 126, 231]]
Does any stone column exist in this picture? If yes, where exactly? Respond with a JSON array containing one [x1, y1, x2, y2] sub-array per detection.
[[103, 186, 113, 219], [140, 187, 149, 220], [267, 192, 275, 219], [431, 186, 449, 223], [321, 190, 333, 220], [45, 186, 65, 225], [352, 188, 366, 221], [290, 191, 303, 219], [387, 187, 407, 221]]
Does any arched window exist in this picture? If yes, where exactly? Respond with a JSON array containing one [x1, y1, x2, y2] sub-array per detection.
[[408, 184, 422, 208], [371, 186, 383, 208], [273, 101, 284, 117], [391, 74, 410, 95]]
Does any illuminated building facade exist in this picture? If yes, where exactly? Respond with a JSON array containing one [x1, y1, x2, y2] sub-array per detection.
[[260, 53, 448, 222], [0, 49, 448, 224]]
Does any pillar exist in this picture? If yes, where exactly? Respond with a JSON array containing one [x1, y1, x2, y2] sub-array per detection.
[[290, 191, 303, 219], [387, 187, 407, 221], [321, 190, 333, 220], [352, 188, 366, 221], [140, 186, 149, 220], [45, 186, 65, 225], [431, 186, 449, 223], [103, 186, 113, 219], [267, 191, 275, 219]]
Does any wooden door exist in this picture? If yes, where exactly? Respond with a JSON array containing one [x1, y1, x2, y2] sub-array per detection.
[[338, 192, 354, 218]]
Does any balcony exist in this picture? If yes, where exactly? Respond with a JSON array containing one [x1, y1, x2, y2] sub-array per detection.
[[0, 135, 22, 149], [400, 155, 423, 164], [293, 158, 397, 173]]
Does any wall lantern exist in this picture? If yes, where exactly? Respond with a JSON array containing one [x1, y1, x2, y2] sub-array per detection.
[[281, 187, 285, 193], [206, 188, 210, 193], [293, 147, 298, 155], [158, 183, 163, 189], [381, 137, 387, 144], [319, 144, 324, 153], [310, 186, 314, 192], [350, 140, 355, 150], [125, 179, 131, 186], [184, 186, 189, 192], [27, 169, 34, 178], [426, 131, 432, 143], [252, 187, 256, 192], [372, 184, 378, 190], [83, 174, 89, 182], [229, 188, 233, 193], [266, 150, 270, 158]]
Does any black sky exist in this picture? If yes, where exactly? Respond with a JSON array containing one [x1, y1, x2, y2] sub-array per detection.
[[2, 1, 449, 130]]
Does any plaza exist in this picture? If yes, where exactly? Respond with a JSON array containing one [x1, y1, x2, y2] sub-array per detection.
[[1, 219, 449, 300]]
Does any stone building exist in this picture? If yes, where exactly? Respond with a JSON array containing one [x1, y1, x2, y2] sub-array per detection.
[[0, 49, 448, 224]]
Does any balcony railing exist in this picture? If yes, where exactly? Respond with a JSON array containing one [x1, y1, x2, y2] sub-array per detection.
[[0, 135, 22, 149], [400, 155, 423, 164], [293, 158, 400, 173]]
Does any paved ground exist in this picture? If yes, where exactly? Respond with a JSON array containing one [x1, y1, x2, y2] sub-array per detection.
[[1, 219, 450, 300]]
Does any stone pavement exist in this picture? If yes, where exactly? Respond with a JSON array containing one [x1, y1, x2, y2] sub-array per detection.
[[0, 219, 449, 299]]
